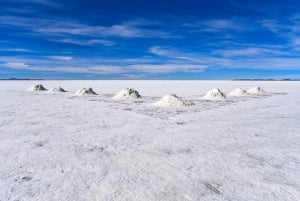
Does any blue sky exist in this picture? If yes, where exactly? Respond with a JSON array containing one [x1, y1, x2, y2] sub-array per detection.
[[1, 0, 300, 79]]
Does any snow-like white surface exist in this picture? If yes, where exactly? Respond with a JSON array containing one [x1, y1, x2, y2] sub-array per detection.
[[228, 88, 248, 97], [0, 80, 299, 201], [74, 87, 97, 96], [247, 86, 266, 95], [113, 88, 141, 99], [203, 88, 226, 100], [154, 94, 192, 107]]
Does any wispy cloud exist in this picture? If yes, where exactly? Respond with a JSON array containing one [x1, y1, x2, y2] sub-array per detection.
[[0, 48, 34, 52], [48, 56, 73, 61], [4, 62, 30, 69], [90, 64, 206, 74], [36, 23, 174, 38], [214, 47, 288, 57], [3, 60, 206, 75], [201, 19, 248, 32], [149, 46, 204, 63], [183, 18, 253, 33], [58, 38, 115, 46], [9, 0, 60, 7], [0, 16, 174, 39]]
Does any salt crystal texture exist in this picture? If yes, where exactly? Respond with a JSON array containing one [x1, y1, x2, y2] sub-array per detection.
[[154, 94, 192, 107], [247, 86, 266, 94], [75, 88, 97, 96], [113, 88, 141, 99], [1, 80, 299, 201], [28, 84, 47, 91], [228, 88, 248, 97], [203, 88, 226, 100]]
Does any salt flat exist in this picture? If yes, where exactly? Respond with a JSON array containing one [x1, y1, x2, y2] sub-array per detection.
[[0, 80, 299, 201]]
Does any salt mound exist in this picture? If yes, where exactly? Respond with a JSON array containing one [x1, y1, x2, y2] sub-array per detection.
[[113, 88, 141, 99], [28, 84, 47, 91], [228, 88, 247, 97], [48, 87, 66, 93], [75, 88, 97, 96], [247, 86, 266, 94], [203, 88, 226, 100], [154, 94, 192, 107]]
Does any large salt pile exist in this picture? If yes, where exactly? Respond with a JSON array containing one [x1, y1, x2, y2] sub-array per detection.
[[203, 88, 226, 100], [28, 84, 47, 91], [228, 88, 248, 97], [247, 86, 266, 95], [48, 87, 66, 93], [154, 94, 192, 107], [75, 88, 97, 96], [113, 88, 141, 99]]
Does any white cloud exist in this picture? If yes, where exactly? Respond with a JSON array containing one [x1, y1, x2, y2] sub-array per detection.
[[149, 46, 206, 63], [0, 48, 33, 52], [3, 61, 206, 74], [130, 64, 206, 73], [261, 19, 281, 33], [0, 16, 174, 39], [203, 19, 247, 32], [184, 18, 251, 33], [90, 64, 206, 74], [214, 47, 288, 57], [4, 62, 30, 69], [59, 38, 115, 46], [149, 46, 177, 56], [48, 56, 73, 61]]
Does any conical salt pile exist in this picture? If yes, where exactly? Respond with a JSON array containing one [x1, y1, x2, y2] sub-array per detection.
[[154, 94, 192, 107], [28, 84, 47, 91], [203, 88, 226, 100], [247, 86, 266, 95], [75, 88, 97, 96], [113, 88, 141, 99], [48, 87, 66, 93], [228, 88, 247, 97]]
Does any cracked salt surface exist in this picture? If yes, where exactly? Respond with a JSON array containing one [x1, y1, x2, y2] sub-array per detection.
[[0, 80, 299, 201]]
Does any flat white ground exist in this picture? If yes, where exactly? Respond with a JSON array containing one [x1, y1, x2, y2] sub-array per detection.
[[0, 80, 299, 201]]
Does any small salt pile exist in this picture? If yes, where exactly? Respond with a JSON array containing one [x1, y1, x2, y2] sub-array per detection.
[[113, 88, 141, 99], [203, 88, 226, 100], [247, 86, 266, 95], [28, 84, 47, 91], [75, 88, 97, 96], [154, 94, 192, 107], [228, 88, 247, 97], [48, 87, 66, 93]]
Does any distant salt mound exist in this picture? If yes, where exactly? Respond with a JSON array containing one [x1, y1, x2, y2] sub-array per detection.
[[113, 88, 141, 99], [28, 84, 47, 91], [247, 86, 266, 95], [154, 94, 192, 107], [75, 88, 97, 96], [228, 88, 248, 97], [203, 88, 226, 100], [48, 87, 66, 93]]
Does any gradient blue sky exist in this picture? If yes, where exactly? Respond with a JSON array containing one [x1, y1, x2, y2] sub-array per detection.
[[1, 0, 300, 79]]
